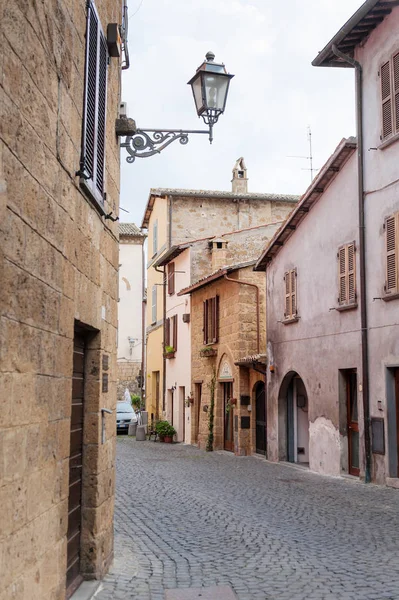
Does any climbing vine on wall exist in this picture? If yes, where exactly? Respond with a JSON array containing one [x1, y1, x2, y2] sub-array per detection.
[[206, 368, 217, 452]]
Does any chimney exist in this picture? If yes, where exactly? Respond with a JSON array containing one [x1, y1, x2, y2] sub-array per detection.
[[232, 157, 248, 194], [210, 239, 228, 272]]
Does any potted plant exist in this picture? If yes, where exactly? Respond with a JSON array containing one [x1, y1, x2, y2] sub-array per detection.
[[163, 422, 176, 443], [200, 346, 217, 358], [185, 393, 194, 407], [225, 398, 237, 414], [155, 420, 169, 442], [164, 345, 175, 358]]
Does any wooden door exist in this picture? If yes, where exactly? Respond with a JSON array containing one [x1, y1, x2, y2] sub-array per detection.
[[155, 371, 160, 420], [347, 370, 359, 476], [395, 369, 399, 477], [223, 382, 234, 452], [195, 384, 202, 444], [255, 382, 267, 455], [66, 333, 85, 597]]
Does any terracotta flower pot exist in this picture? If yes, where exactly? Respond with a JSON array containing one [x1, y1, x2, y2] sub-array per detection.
[[164, 436, 173, 443], [159, 435, 165, 442]]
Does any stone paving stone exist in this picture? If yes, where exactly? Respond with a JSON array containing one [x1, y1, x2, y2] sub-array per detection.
[[93, 438, 399, 600]]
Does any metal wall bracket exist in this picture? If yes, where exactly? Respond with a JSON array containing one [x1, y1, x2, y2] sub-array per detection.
[[120, 128, 210, 163]]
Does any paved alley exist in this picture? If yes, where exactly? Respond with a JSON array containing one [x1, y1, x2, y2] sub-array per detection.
[[94, 439, 399, 600]]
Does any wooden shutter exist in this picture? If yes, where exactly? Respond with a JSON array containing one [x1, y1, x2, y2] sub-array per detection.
[[381, 60, 393, 139], [347, 243, 356, 303], [80, 1, 108, 205], [291, 270, 297, 316], [203, 301, 208, 344], [385, 215, 398, 294], [153, 220, 158, 255], [165, 318, 170, 346], [284, 272, 290, 318], [172, 315, 178, 350], [393, 52, 399, 134], [168, 263, 175, 295], [212, 296, 219, 343], [338, 246, 347, 304]]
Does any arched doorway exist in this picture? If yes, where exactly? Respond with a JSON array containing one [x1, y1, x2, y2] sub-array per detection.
[[218, 355, 234, 452], [278, 372, 309, 464], [254, 382, 266, 455]]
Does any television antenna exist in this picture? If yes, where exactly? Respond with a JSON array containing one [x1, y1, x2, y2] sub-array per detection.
[[287, 126, 318, 183]]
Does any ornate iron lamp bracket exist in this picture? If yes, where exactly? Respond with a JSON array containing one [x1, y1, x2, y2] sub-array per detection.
[[121, 128, 210, 163]]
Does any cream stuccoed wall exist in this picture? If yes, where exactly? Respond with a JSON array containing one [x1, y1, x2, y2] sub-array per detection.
[[355, 6, 399, 483], [145, 197, 168, 420], [266, 151, 362, 477], [118, 239, 144, 362], [165, 249, 191, 442]]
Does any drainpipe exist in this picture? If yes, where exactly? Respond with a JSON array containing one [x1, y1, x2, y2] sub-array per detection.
[[155, 264, 166, 417], [223, 274, 260, 354], [141, 237, 146, 405], [332, 44, 371, 483]]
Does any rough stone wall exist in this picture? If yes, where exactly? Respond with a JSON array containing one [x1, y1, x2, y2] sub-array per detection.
[[171, 196, 296, 246], [190, 267, 266, 455], [0, 0, 120, 598], [117, 361, 141, 400]]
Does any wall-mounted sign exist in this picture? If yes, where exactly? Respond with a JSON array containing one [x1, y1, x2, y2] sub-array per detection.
[[219, 358, 232, 380], [102, 373, 109, 393]]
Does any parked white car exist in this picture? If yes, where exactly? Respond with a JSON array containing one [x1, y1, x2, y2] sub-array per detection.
[[116, 401, 137, 434]]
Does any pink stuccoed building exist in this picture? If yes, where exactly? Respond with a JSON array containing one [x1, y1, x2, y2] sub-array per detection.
[[256, 0, 399, 486]]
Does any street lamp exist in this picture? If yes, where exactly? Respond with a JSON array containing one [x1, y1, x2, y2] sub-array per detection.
[[188, 51, 234, 144], [119, 52, 234, 162]]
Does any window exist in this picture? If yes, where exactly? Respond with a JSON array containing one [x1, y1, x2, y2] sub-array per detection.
[[338, 243, 356, 306], [284, 269, 297, 320], [384, 213, 399, 296], [165, 315, 178, 350], [79, 1, 108, 208], [151, 286, 157, 324], [203, 296, 219, 344], [152, 219, 158, 256], [168, 262, 175, 295], [380, 52, 399, 140]]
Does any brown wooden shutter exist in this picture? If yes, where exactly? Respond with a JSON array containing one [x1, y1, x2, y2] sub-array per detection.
[[291, 270, 297, 316], [381, 60, 393, 139], [385, 215, 398, 294], [165, 318, 170, 346], [284, 272, 290, 318], [338, 246, 347, 304], [213, 296, 219, 343], [347, 243, 356, 303], [95, 31, 107, 196], [393, 52, 399, 133], [203, 301, 208, 345], [172, 315, 178, 350], [168, 263, 175, 295], [80, 1, 108, 205]]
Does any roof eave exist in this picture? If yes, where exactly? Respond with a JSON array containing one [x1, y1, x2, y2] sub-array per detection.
[[312, 0, 386, 68]]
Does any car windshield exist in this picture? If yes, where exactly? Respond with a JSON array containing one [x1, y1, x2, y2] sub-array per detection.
[[117, 402, 133, 414]]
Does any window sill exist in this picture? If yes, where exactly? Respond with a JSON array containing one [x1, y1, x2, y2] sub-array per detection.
[[336, 303, 358, 312], [282, 316, 299, 325], [382, 292, 399, 302], [379, 131, 399, 150]]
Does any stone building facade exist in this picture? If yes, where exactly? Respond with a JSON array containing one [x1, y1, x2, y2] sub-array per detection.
[[1, 0, 122, 597], [179, 263, 267, 456], [141, 163, 298, 424], [117, 223, 146, 401]]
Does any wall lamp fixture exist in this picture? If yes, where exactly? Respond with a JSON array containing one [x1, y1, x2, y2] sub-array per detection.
[[117, 51, 234, 162]]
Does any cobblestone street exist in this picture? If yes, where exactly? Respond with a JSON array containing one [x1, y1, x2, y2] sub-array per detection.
[[94, 438, 399, 600]]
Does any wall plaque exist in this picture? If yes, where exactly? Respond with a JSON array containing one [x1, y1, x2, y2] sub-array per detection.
[[102, 373, 109, 393], [219, 358, 232, 379], [241, 416, 250, 430], [102, 354, 109, 371], [371, 417, 385, 455]]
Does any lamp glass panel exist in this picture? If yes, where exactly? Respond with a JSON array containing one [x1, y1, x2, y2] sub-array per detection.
[[204, 74, 229, 112], [191, 75, 204, 115]]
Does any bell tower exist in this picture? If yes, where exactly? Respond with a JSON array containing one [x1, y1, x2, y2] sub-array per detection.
[[231, 157, 248, 194]]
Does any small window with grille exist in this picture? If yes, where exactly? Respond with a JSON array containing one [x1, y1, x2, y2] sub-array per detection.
[[337, 243, 357, 307], [380, 51, 399, 141], [79, 1, 108, 209], [384, 213, 399, 297], [283, 269, 298, 321]]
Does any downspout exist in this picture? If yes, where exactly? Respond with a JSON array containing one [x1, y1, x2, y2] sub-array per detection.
[[154, 263, 166, 417], [332, 45, 371, 483], [223, 274, 260, 354], [141, 236, 146, 405]]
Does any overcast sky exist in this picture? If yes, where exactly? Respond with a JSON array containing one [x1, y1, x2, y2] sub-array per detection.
[[120, 0, 362, 227]]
